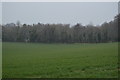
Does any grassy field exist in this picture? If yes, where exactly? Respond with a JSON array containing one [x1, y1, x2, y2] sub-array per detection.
[[2, 42, 118, 78]]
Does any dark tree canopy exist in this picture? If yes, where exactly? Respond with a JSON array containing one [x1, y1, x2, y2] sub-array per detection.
[[2, 14, 119, 43]]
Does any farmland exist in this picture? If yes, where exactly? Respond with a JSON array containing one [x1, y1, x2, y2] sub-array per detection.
[[2, 42, 118, 78]]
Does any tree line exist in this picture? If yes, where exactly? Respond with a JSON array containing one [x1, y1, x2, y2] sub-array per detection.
[[2, 14, 119, 43]]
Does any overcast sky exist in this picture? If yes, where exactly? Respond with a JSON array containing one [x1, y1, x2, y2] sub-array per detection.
[[2, 2, 118, 26]]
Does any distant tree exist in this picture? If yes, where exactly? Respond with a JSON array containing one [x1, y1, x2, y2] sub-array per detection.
[[16, 20, 21, 27], [2, 14, 119, 43]]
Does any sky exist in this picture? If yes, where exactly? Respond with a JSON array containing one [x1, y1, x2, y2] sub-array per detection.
[[2, 2, 118, 26], [0, 2, 2, 24]]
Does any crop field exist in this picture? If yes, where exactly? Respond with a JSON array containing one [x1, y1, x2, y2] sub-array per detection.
[[2, 42, 118, 78]]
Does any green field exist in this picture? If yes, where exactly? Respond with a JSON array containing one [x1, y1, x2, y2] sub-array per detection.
[[2, 42, 118, 78]]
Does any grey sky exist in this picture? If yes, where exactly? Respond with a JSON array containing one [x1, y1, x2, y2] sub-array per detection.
[[0, 2, 2, 24], [2, 2, 118, 26]]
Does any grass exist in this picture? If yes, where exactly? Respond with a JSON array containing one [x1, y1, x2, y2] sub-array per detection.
[[0, 42, 2, 79], [2, 42, 118, 78]]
